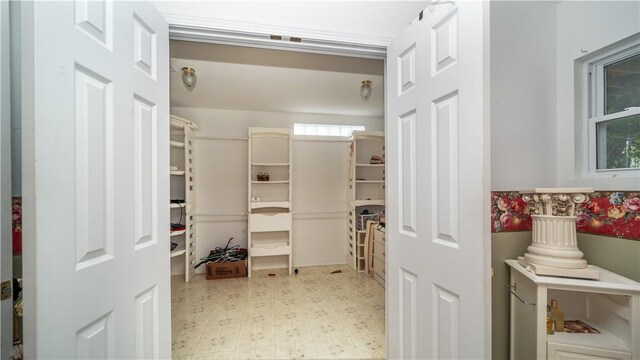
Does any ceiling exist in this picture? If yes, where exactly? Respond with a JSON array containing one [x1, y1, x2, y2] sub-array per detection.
[[170, 41, 385, 117], [163, 2, 431, 117]]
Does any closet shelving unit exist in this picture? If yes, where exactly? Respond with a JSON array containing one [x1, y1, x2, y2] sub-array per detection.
[[247, 128, 292, 277], [170, 115, 198, 282], [348, 131, 385, 271]]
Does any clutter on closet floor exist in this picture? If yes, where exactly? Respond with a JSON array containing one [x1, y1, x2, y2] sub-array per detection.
[[194, 237, 249, 280]]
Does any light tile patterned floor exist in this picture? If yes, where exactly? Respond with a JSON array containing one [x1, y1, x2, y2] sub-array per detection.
[[171, 265, 385, 360]]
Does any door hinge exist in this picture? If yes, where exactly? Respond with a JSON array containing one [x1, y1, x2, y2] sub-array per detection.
[[0, 280, 11, 300], [419, 10, 424, 21]]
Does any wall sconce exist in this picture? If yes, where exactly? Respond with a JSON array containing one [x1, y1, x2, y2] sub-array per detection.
[[182, 66, 197, 91], [360, 80, 372, 101]]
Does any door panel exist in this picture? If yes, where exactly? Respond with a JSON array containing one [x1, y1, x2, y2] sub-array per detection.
[[22, 1, 170, 358], [386, 2, 490, 359]]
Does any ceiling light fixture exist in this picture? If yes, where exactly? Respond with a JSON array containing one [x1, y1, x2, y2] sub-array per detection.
[[181, 66, 197, 91], [360, 80, 372, 101]]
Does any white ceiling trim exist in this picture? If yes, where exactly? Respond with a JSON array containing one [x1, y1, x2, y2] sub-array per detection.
[[164, 13, 388, 59]]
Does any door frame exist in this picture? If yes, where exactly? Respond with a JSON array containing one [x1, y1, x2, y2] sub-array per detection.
[[163, 11, 492, 356], [0, 1, 13, 358]]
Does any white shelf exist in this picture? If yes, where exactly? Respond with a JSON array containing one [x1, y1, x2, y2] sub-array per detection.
[[251, 162, 289, 166], [170, 230, 186, 237], [251, 201, 290, 209], [248, 127, 292, 278], [170, 203, 186, 209], [170, 170, 185, 176], [170, 140, 185, 148], [251, 180, 289, 184], [547, 320, 630, 353], [352, 199, 385, 207], [348, 131, 385, 272], [170, 249, 186, 258], [250, 244, 291, 257]]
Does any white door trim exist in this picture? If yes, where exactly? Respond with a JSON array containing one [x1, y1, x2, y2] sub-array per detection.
[[0, 1, 13, 358], [165, 15, 387, 59]]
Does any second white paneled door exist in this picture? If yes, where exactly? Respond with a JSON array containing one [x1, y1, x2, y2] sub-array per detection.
[[22, 1, 170, 358], [386, 2, 491, 359]]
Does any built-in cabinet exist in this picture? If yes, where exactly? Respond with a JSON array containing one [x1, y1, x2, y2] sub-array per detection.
[[170, 115, 198, 282], [507, 259, 640, 360], [347, 131, 385, 271], [248, 128, 292, 277]]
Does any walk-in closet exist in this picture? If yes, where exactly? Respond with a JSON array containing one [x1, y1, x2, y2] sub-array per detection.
[[168, 41, 387, 359]]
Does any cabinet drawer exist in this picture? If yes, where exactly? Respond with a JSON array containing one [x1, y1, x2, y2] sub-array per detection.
[[249, 213, 291, 232], [373, 240, 385, 261], [373, 228, 385, 243], [373, 257, 385, 279]]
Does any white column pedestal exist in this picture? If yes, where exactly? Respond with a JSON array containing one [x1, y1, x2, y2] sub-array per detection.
[[517, 188, 599, 280]]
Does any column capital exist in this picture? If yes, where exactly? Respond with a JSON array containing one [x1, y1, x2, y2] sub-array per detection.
[[520, 188, 593, 217]]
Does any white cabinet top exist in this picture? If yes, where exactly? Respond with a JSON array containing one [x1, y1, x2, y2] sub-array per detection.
[[518, 188, 594, 194], [506, 259, 640, 294]]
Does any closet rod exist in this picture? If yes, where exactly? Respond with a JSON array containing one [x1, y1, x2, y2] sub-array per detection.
[[194, 211, 347, 216], [191, 136, 349, 143], [192, 136, 248, 141], [195, 213, 248, 217], [292, 210, 348, 215], [292, 138, 349, 143]]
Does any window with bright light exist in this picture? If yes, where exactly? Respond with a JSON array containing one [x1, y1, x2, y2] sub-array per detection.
[[586, 41, 640, 171], [293, 123, 365, 137]]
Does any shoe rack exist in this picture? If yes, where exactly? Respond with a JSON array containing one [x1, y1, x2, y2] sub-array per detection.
[[348, 131, 385, 271]]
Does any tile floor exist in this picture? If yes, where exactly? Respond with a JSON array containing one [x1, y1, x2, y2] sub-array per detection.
[[171, 265, 385, 360]]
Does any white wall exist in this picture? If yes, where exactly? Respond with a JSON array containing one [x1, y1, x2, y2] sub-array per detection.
[[170, 106, 383, 274], [556, 1, 640, 190], [490, 1, 557, 190]]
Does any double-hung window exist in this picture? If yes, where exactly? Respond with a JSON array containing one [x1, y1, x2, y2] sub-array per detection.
[[586, 40, 640, 174]]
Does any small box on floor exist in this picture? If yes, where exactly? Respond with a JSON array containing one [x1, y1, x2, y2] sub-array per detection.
[[206, 260, 247, 280]]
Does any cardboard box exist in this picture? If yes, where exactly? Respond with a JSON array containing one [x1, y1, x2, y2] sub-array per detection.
[[206, 260, 247, 280]]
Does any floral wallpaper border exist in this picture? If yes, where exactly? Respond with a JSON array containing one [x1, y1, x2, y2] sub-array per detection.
[[491, 191, 640, 241]]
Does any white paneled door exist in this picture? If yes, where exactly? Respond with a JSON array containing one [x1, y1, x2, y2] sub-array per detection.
[[386, 2, 491, 359], [22, 1, 170, 358], [0, 1, 12, 358]]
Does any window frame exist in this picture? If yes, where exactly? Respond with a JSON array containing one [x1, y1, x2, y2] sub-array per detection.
[[584, 39, 640, 176], [292, 123, 365, 137]]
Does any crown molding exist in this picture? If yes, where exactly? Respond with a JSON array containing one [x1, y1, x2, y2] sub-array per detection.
[[163, 13, 388, 59]]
